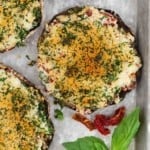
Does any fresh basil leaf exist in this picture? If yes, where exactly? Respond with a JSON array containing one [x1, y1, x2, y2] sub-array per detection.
[[111, 107, 140, 150], [54, 109, 64, 120], [63, 136, 108, 150]]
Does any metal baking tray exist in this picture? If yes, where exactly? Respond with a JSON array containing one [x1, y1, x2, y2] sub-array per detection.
[[0, 0, 149, 149], [136, 0, 149, 149]]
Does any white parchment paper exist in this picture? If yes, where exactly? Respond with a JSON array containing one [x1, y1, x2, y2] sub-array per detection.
[[0, 0, 138, 149]]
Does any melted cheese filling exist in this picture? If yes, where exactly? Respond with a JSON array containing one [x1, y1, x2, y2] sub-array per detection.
[[38, 6, 142, 113], [0, 0, 41, 51], [0, 65, 53, 149]]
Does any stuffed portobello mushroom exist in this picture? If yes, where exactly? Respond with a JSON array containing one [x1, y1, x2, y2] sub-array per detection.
[[0, 0, 42, 52], [0, 63, 54, 149], [38, 6, 142, 114]]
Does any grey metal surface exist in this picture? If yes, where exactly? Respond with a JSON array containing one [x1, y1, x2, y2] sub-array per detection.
[[136, 0, 149, 150]]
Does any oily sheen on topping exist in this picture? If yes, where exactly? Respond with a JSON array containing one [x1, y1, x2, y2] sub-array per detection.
[[38, 6, 142, 114], [0, 0, 42, 52], [0, 64, 53, 149]]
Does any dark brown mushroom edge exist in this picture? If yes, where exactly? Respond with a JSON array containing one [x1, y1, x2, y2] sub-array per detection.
[[0, 63, 54, 149], [0, 0, 42, 52], [37, 6, 142, 114]]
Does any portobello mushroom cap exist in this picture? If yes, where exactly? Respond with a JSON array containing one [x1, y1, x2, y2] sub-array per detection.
[[37, 6, 142, 114]]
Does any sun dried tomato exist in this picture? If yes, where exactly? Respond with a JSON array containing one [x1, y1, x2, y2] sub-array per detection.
[[108, 106, 126, 125], [94, 115, 110, 135], [93, 106, 126, 135], [72, 113, 95, 131], [72, 107, 126, 135]]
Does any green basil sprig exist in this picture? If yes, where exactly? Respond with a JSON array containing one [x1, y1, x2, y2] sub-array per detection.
[[62, 107, 140, 150], [63, 136, 108, 150], [111, 107, 140, 150]]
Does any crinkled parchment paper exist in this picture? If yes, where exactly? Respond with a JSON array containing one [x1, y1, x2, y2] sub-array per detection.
[[0, 0, 138, 149]]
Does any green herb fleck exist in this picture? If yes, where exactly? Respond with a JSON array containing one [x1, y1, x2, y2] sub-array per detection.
[[19, 3, 28, 10], [54, 99, 64, 109], [0, 29, 4, 42], [16, 26, 28, 41], [33, 7, 41, 20], [15, 26, 28, 47], [28, 60, 36, 66], [39, 71, 49, 83], [25, 55, 36, 66], [16, 123, 22, 131], [38, 102, 46, 122], [68, 7, 83, 14], [62, 31, 77, 45], [16, 41, 25, 47], [0, 78, 7, 82], [26, 55, 30, 60], [54, 109, 64, 120]]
